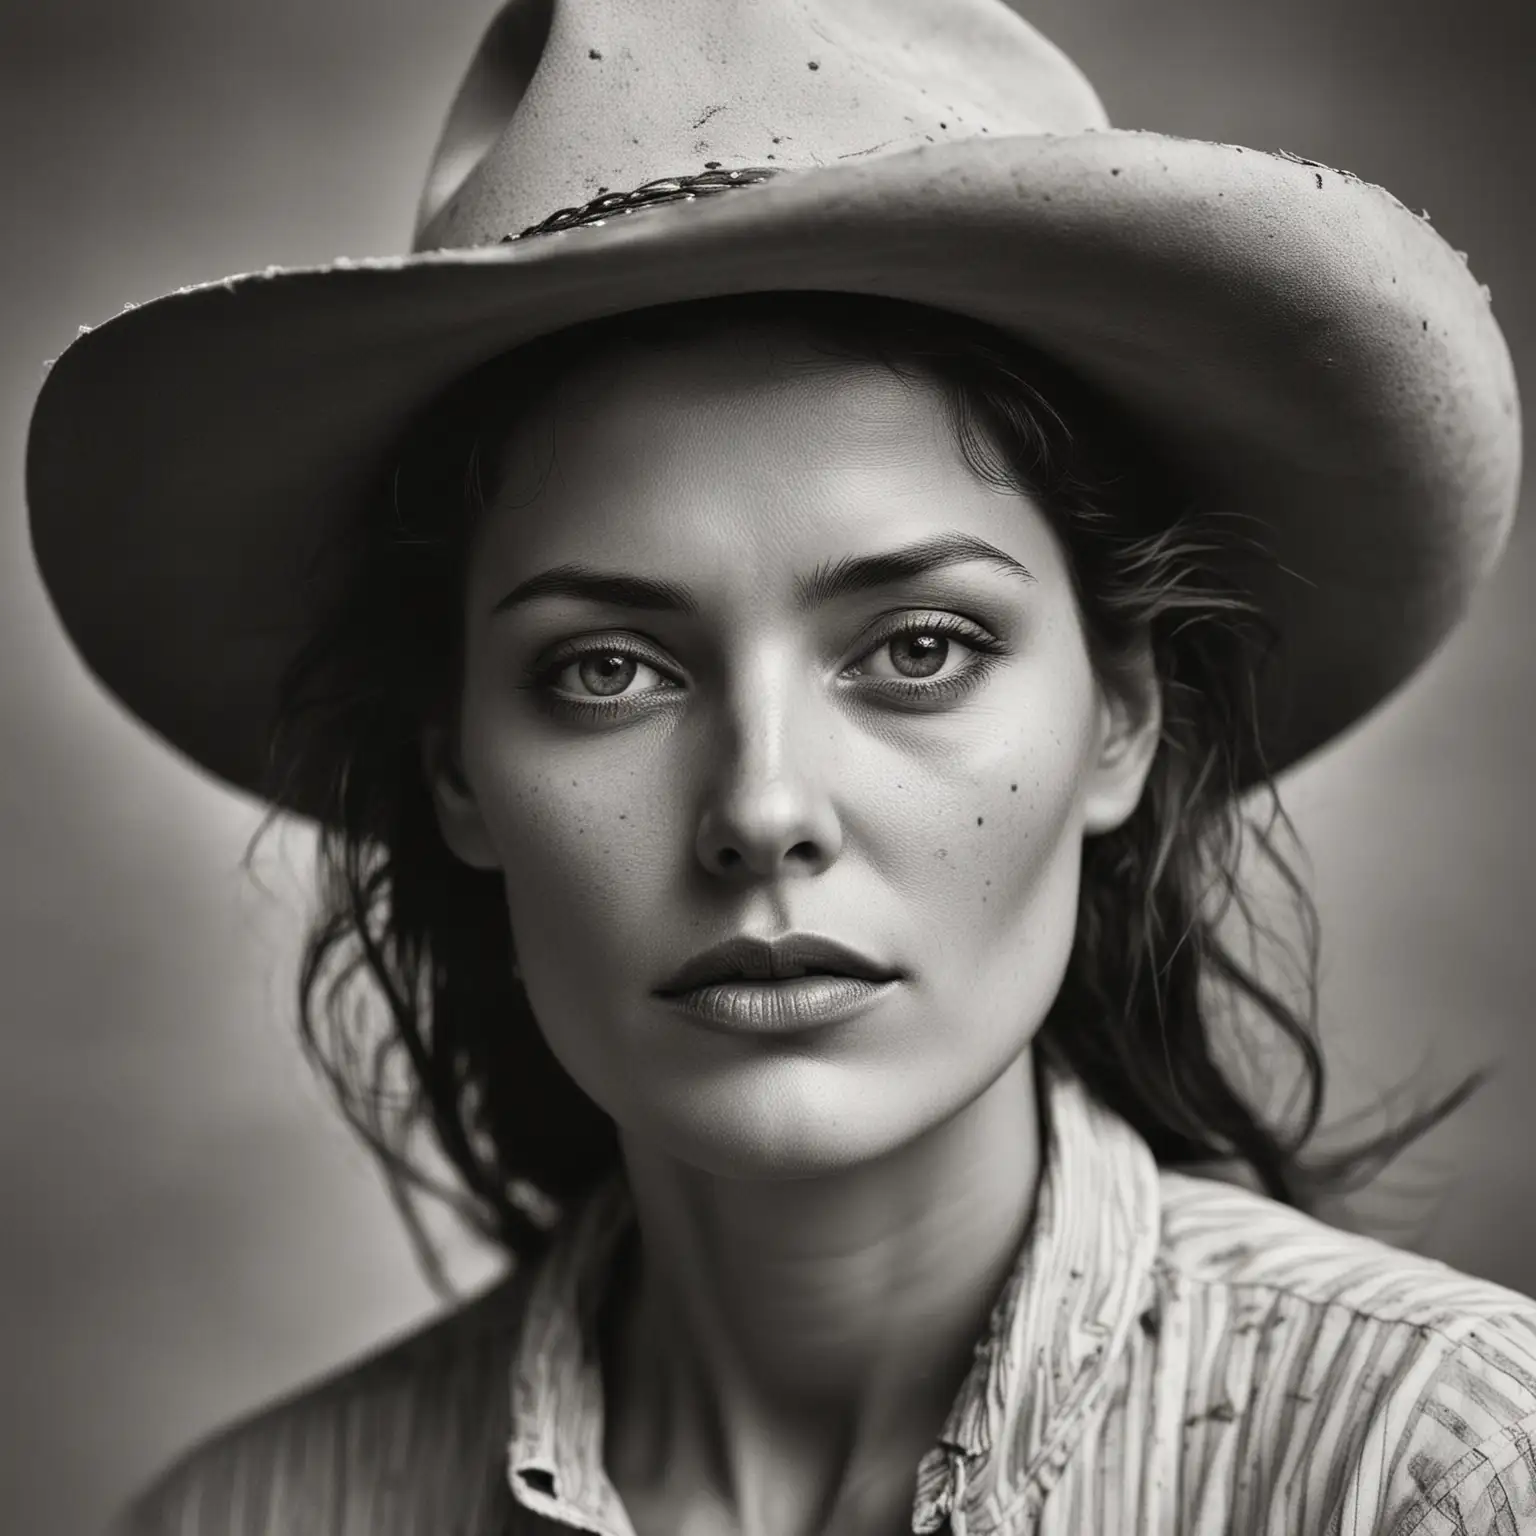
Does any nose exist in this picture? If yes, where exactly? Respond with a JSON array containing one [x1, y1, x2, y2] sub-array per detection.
[[693, 669, 843, 882]]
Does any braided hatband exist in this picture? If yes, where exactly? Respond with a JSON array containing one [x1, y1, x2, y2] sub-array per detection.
[[502, 165, 784, 242]]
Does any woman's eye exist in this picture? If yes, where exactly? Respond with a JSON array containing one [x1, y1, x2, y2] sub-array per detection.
[[851, 627, 978, 682], [548, 650, 675, 699], [529, 615, 1004, 720]]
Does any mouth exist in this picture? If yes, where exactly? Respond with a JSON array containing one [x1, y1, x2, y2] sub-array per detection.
[[654, 932, 901, 997], [658, 973, 899, 1034]]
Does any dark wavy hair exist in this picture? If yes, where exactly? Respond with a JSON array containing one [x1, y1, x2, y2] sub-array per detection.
[[259, 289, 1488, 1290]]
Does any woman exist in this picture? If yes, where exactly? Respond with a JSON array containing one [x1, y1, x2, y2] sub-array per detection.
[[26, 1, 1533, 1533]]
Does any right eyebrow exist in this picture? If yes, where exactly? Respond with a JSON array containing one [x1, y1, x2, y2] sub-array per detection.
[[491, 566, 699, 616]]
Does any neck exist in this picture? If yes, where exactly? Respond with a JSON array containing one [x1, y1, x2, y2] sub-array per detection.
[[602, 1048, 1044, 1536]]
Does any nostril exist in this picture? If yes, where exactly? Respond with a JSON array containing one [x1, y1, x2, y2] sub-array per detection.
[[713, 840, 822, 872]]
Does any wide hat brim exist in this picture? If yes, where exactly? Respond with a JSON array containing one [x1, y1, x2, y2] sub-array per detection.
[[26, 129, 1521, 819]]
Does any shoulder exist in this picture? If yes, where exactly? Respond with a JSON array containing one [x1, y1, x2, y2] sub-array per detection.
[[1151, 1169, 1536, 1533], [110, 1269, 529, 1536], [1157, 1166, 1536, 1329]]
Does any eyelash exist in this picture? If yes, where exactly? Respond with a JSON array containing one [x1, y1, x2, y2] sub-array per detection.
[[520, 612, 1010, 722]]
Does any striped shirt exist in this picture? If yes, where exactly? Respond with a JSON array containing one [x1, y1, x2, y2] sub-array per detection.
[[118, 1058, 1536, 1535]]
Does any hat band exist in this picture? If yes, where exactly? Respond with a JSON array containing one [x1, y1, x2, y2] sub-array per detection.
[[501, 165, 784, 243]]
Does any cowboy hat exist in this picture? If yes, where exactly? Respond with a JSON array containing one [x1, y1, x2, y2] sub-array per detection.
[[25, 0, 1521, 819]]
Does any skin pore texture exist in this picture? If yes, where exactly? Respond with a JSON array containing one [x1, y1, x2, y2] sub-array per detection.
[[429, 319, 1161, 1536]]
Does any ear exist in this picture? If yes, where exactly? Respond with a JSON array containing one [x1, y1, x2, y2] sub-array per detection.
[[1081, 640, 1162, 837], [422, 724, 501, 870]]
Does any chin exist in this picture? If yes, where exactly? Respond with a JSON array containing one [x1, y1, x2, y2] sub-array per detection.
[[629, 1059, 955, 1180]]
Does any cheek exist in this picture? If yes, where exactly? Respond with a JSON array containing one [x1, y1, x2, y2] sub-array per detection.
[[458, 709, 684, 993], [973, 718, 1092, 938], [471, 754, 677, 1109], [861, 633, 1099, 1067], [879, 629, 1099, 928]]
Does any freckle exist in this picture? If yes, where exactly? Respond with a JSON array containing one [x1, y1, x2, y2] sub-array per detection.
[[618, 813, 626, 820], [1011, 783, 1018, 792], [977, 816, 984, 825]]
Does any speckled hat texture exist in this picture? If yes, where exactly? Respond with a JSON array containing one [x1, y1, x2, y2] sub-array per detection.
[[25, 0, 1522, 817]]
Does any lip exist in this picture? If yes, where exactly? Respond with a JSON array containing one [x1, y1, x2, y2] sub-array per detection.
[[660, 975, 898, 1034], [655, 932, 900, 995]]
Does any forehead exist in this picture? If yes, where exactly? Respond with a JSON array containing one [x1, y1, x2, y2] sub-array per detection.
[[472, 318, 1060, 589]]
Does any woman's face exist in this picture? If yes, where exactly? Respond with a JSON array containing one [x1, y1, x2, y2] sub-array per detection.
[[433, 319, 1158, 1178]]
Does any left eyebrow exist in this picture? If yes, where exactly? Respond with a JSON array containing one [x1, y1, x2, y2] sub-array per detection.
[[489, 531, 1034, 617], [793, 532, 1035, 610]]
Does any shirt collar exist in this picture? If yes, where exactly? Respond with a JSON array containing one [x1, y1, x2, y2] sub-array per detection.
[[506, 1054, 1162, 1535]]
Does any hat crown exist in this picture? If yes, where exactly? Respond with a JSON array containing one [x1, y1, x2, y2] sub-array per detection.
[[414, 0, 1109, 249]]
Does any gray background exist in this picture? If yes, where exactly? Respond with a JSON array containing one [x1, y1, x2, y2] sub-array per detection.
[[3, 1, 1532, 1531]]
